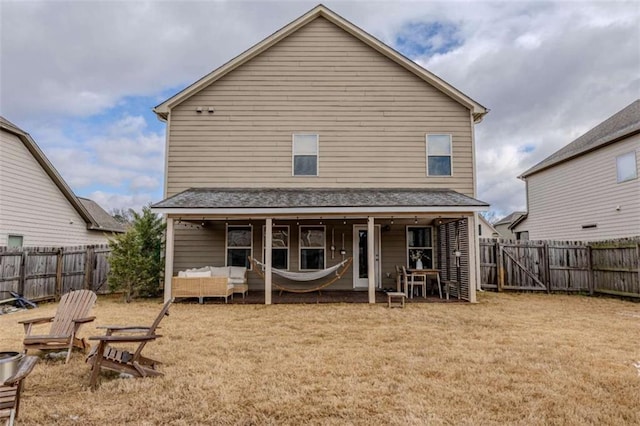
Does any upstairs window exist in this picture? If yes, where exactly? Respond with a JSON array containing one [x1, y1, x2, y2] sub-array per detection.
[[616, 151, 637, 183], [226, 225, 252, 269], [293, 134, 318, 176], [426, 134, 452, 176]]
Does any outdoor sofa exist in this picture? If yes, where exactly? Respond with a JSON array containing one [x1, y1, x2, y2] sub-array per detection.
[[172, 266, 248, 303]]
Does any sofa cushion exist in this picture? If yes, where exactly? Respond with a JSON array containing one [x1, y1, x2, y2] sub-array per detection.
[[229, 277, 245, 285], [178, 271, 186, 277], [209, 266, 229, 277], [229, 266, 246, 279], [184, 270, 212, 278]]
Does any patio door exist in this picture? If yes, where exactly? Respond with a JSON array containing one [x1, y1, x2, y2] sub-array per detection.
[[353, 225, 381, 289]]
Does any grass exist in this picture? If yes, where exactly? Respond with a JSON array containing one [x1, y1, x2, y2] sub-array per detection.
[[1, 292, 639, 425]]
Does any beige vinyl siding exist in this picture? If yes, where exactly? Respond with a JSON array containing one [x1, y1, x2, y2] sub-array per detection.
[[0, 130, 110, 246], [172, 218, 446, 291], [166, 17, 474, 196], [523, 134, 640, 240]]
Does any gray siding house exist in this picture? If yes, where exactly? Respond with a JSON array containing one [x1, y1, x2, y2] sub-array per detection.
[[513, 99, 640, 241], [151, 5, 489, 303], [0, 117, 125, 247]]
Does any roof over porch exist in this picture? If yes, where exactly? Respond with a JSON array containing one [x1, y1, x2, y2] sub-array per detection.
[[151, 187, 489, 215]]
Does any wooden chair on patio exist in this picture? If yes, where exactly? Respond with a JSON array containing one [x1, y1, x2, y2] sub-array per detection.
[[19, 289, 97, 363], [0, 355, 39, 426], [402, 266, 426, 299], [86, 298, 173, 389]]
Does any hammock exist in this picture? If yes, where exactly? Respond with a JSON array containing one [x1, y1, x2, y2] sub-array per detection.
[[249, 257, 353, 294]]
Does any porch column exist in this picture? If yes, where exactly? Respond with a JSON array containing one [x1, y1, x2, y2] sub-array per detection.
[[467, 214, 478, 303], [367, 216, 376, 304], [164, 216, 174, 302], [474, 213, 483, 293], [265, 218, 272, 305]]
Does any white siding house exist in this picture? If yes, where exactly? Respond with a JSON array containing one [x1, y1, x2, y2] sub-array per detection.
[[478, 215, 499, 239], [514, 100, 640, 241], [0, 117, 125, 247]]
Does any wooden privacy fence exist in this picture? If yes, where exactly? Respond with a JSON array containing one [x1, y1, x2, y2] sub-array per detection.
[[480, 238, 640, 298], [0, 245, 111, 302]]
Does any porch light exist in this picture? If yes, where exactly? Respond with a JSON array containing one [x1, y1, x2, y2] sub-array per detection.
[[390, 217, 394, 225], [414, 216, 418, 224]]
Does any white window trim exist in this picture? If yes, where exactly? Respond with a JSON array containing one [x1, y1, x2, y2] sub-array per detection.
[[262, 225, 290, 270], [292, 133, 319, 177], [406, 225, 434, 268], [299, 225, 326, 271], [426, 134, 453, 177], [616, 151, 637, 183], [225, 224, 253, 270]]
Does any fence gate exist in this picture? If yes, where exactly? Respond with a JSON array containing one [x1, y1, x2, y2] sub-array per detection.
[[500, 242, 547, 291]]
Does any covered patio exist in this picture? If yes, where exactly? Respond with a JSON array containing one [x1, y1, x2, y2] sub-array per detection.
[[151, 188, 488, 304]]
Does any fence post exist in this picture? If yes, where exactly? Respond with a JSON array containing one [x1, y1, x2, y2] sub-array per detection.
[[18, 251, 27, 296], [496, 240, 504, 291], [543, 242, 551, 294], [636, 242, 640, 296], [84, 246, 95, 290], [587, 245, 594, 296], [55, 248, 63, 300]]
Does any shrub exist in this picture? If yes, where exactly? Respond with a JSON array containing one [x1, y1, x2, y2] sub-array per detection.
[[108, 207, 165, 302]]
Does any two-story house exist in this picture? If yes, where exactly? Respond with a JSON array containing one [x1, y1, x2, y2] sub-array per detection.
[[513, 99, 639, 241], [151, 5, 489, 304], [1, 116, 125, 247]]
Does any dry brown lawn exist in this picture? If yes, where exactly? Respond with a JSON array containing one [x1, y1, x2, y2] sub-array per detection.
[[1, 292, 639, 425]]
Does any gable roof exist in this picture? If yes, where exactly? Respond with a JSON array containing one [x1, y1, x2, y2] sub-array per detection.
[[78, 198, 127, 233], [508, 213, 527, 231], [153, 4, 488, 123], [0, 116, 124, 233], [494, 211, 526, 227], [478, 214, 498, 234], [520, 99, 640, 178]]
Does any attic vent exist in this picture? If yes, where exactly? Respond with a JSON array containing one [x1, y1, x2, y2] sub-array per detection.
[[581, 224, 597, 229]]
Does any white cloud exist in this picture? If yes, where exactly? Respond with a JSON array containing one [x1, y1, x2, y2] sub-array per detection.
[[87, 190, 156, 213], [1, 1, 638, 214]]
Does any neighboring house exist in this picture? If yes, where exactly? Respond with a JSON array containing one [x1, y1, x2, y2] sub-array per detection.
[[493, 211, 526, 240], [513, 99, 639, 241], [151, 5, 489, 304], [478, 215, 499, 239], [0, 117, 125, 247]]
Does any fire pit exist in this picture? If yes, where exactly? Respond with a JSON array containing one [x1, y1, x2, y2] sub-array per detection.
[[0, 351, 23, 383]]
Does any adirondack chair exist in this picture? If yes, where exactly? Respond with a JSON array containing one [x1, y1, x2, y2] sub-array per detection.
[[19, 289, 97, 363], [86, 298, 173, 389], [0, 356, 39, 426]]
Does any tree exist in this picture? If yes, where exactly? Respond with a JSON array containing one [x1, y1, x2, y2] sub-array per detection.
[[110, 207, 135, 225], [108, 206, 165, 302]]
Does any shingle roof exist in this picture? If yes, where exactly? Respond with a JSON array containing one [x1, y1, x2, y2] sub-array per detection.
[[78, 198, 127, 233], [494, 211, 526, 226], [520, 99, 640, 178], [152, 188, 489, 210]]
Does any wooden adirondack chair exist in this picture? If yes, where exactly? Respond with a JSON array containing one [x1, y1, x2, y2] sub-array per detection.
[[86, 298, 173, 389], [0, 356, 39, 426], [19, 289, 97, 363]]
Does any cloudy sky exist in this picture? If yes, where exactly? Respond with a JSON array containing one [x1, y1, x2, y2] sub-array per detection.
[[1, 0, 638, 220]]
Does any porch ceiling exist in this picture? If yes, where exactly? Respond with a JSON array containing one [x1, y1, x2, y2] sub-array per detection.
[[151, 188, 489, 215]]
